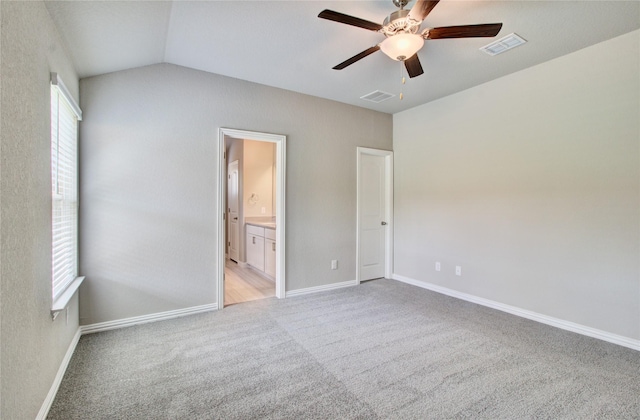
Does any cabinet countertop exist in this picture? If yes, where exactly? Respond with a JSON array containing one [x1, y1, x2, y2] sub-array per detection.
[[246, 221, 276, 230]]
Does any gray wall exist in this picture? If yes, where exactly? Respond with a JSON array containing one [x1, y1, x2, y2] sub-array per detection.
[[0, 1, 81, 418], [79, 63, 392, 324], [393, 31, 640, 340]]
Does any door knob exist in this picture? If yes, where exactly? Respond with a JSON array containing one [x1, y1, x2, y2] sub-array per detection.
[[381, 221, 387, 225], [233, 217, 238, 220]]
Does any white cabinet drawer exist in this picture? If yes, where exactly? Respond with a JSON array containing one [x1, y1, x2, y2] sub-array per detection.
[[264, 227, 276, 240], [246, 224, 265, 237]]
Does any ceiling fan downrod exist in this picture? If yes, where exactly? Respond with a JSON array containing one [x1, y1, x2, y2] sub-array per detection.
[[392, 0, 410, 10]]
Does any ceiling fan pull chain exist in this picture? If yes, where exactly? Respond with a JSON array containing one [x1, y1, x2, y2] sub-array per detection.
[[400, 62, 405, 100]]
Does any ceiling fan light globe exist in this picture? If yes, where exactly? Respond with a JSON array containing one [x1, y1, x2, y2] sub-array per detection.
[[380, 33, 424, 61]]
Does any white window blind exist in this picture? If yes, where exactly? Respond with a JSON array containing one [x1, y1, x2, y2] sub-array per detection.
[[51, 74, 82, 303]]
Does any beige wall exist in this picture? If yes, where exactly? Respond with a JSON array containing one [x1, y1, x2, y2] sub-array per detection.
[[0, 1, 81, 418], [393, 31, 640, 340], [243, 140, 275, 218], [79, 63, 392, 324]]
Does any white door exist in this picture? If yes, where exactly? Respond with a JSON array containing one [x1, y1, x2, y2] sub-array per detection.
[[228, 160, 239, 262], [358, 149, 392, 281]]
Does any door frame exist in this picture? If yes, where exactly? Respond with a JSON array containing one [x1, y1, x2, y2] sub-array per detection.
[[356, 147, 393, 283], [217, 128, 286, 310]]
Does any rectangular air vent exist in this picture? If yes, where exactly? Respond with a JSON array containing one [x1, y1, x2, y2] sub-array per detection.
[[361, 90, 395, 103], [480, 33, 527, 56]]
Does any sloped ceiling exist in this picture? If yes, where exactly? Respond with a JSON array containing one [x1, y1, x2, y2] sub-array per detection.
[[45, 0, 640, 114]]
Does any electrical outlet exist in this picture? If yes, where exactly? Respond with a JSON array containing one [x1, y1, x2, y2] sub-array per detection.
[[455, 266, 462, 276], [331, 260, 338, 270], [435, 262, 441, 272]]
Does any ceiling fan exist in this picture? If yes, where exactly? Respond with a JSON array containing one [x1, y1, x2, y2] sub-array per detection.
[[318, 0, 503, 78]]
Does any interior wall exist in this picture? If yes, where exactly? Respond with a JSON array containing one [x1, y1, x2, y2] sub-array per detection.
[[0, 2, 81, 418], [393, 30, 640, 340], [243, 140, 275, 218], [226, 137, 244, 262], [273, 145, 277, 215], [79, 63, 392, 324]]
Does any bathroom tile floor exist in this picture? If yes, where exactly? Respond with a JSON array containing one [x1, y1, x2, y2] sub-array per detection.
[[224, 259, 275, 306]]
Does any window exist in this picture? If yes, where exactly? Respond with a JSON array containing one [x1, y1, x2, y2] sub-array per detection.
[[50, 73, 83, 311]]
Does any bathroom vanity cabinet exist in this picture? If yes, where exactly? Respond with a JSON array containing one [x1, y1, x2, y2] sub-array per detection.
[[246, 224, 276, 279]]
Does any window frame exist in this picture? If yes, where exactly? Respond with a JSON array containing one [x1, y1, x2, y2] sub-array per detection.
[[50, 73, 84, 317]]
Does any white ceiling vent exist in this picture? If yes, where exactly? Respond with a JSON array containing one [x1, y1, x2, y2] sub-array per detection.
[[361, 90, 395, 103], [480, 33, 527, 56]]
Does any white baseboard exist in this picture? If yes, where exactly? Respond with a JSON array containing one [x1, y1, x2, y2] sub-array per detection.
[[37, 327, 82, 420], [80, 303, 218, 335], [392, 274, 640, 352], [238, 261, 248, 269], [286, 280, 358, 297]]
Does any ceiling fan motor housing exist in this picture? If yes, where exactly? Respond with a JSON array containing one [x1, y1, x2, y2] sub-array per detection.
[[382, 9, 420, 37]]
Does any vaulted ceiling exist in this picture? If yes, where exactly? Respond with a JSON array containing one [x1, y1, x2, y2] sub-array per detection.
[[45, 1, 640, 114]]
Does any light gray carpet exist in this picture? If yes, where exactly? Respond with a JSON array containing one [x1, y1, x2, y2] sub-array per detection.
[[48, 279, 639, 419]]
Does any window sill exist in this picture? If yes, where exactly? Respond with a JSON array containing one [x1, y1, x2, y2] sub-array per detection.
[[51, 276, 85, 319]]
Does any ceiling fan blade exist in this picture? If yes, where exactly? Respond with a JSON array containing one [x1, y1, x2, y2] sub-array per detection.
[[408, 0, 440, 22], [318, 10, 383, 32], [427, 23, 503, 39], [404, 55, 424, 78], [333, 45, 381, 70]]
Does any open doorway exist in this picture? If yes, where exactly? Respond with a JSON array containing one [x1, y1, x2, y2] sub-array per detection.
[[225, 139, 275, 305], [217, 128, 286, 310]]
